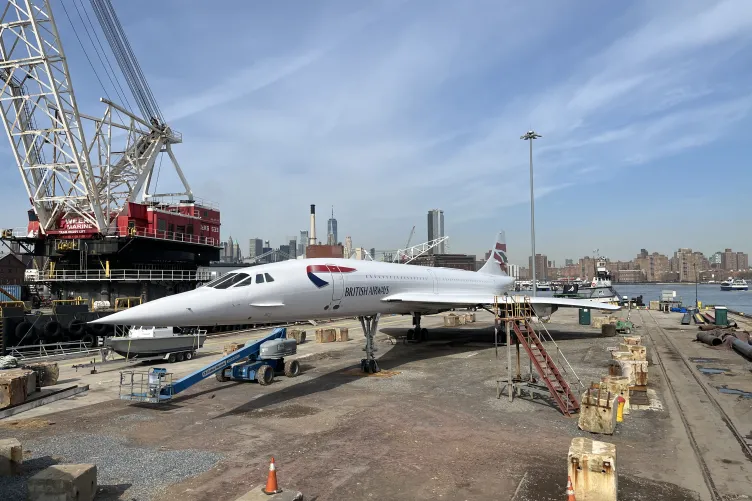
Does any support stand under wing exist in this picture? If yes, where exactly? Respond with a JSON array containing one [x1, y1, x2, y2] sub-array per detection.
[[359, 314, 380, 373]]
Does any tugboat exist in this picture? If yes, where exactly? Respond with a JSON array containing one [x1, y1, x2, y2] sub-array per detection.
[[720, 278, 748, 291], [560, 258, 622, 303]]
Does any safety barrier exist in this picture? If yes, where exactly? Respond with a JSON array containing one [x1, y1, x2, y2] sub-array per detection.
[[27, 269, 213, 282]]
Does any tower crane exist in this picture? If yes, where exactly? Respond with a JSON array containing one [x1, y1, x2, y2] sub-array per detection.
[[404, 225, 415, 250], [0, 0, 194, 237]]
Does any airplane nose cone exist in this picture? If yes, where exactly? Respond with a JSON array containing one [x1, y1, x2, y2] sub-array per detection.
[[89, 290, 206, 326]]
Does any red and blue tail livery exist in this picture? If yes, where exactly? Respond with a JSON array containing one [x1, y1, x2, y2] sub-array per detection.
[[306, 264, 357, 288]]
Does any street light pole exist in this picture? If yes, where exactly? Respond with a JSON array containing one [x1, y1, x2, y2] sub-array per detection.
[[521, 130, 542, 296], [695, 263, 699, 308]]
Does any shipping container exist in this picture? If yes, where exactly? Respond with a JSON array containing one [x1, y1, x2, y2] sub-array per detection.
[[0, 284, 22, 302]]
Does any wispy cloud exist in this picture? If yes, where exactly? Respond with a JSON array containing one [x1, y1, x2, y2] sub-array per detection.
[[0, 0, 750, 260]]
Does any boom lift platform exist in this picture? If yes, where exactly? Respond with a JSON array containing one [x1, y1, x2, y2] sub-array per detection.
[[119, 328, 301, 403]]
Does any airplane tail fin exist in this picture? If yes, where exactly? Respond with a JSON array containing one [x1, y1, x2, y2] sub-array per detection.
[[478, 231, 508, 276]]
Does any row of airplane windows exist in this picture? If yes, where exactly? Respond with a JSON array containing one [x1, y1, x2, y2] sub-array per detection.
[[363, 274, 490, 284]]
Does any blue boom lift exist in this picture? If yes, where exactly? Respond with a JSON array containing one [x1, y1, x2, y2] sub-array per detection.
[[119, 328, 301, 403]]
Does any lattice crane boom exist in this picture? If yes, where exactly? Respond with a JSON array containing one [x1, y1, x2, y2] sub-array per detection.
[[0, 0, 105, 232], [393, 236, 449, 264], [0, 0, 193, 237]]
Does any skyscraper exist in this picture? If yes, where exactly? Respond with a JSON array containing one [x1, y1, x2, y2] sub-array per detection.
[[344, 236, 353, 258], [529, 254, 548, 280], [248, 238, 263, 260], [327, 206, 338, 245], [427, 209, 445, 254], [298, 231, 308, 256], [225, 235, 235, 262]]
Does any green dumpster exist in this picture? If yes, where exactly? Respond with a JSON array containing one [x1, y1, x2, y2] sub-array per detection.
[[579, 308, 591, 326], [714, 306, 728, 326]]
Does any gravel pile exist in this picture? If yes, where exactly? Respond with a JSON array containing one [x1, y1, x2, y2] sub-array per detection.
[[1, 433, 222, 500]]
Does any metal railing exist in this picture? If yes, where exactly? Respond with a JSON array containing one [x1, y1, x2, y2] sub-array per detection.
[[493, 294, 584, 389], [28, 269, 213, 282], [141, 195, 219, 212], [119, 369, 174, 403], [1, 224, 220, 247], [6, 339, 100, 362], [109, 226, 220, 247]]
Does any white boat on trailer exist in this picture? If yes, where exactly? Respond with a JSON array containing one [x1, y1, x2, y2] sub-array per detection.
[[105, 326, 207, 362]]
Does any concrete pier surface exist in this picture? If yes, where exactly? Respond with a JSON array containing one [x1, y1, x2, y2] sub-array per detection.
[[0, 308, 750, 500]]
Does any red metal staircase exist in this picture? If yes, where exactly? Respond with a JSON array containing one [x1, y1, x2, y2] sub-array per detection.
[[511, 320, 580, 416]]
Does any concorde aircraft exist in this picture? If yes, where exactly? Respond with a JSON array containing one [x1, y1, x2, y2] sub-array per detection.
[[91, 232, 619, 372]]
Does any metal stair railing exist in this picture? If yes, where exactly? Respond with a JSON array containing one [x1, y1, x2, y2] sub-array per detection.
[[534, 320, 585, 390]]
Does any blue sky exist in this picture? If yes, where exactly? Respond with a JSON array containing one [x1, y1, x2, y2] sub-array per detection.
[[0, 0, 750, 265]]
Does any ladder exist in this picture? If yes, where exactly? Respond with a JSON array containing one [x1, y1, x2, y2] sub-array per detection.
[[511, 320, 580, 416]]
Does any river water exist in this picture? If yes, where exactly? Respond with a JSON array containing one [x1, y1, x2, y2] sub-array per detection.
[[541, 284, 752, 315]]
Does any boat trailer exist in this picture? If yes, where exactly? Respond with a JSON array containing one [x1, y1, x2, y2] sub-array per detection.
[[119, 328, 300, 403]]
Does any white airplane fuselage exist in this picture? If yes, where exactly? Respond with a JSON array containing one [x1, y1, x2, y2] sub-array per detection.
[[102, 258, 515, 327]]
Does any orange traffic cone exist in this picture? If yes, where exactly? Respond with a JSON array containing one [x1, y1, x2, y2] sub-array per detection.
[[262, 457, 282, 495], [566, 475, 576, 500]]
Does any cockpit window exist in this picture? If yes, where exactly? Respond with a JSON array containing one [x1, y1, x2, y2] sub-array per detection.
[[255, 274, 265, 284], [206, 273, 236, 288], [233, 276, 254, 287], [264, 273, 274, 283], [214, 273, 250, 289], [205, 273, 234, 287]]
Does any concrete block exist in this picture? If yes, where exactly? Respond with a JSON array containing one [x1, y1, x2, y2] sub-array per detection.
[[235, 485, 303, 501], [224, 342, 244, 355], [26, 371, 38, 395], [286, 329, 306, 344], [315, 328, 335, 343], [444, 314, 459, 327], [0, 373, 26, 409], [617, 360, 648, 387], [465, 313, 476, 323], [336, 327, 349, 342], [0, 368, 35, 399], [568, 437, 617, 501], [649, 300, 660, 310], [618, 344, 646, 361], [610, 351, 633, 362], [28, 464, 97, 501], [0, 438, 22, 476], [26, 362, 59, 387], [592, 316, 617, 329], [458, 315, 466, 325], [599, 376, 631, 415], [601, 323, 617, 337], [622, 335, 642, 345], [578, 388, 619, 435]]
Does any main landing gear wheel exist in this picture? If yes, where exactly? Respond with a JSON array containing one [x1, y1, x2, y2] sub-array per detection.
[[360, 358, 379, 374], [406, 314, 428, 343], [257, 364, 274, 385], [284, 359, 301, 377]]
